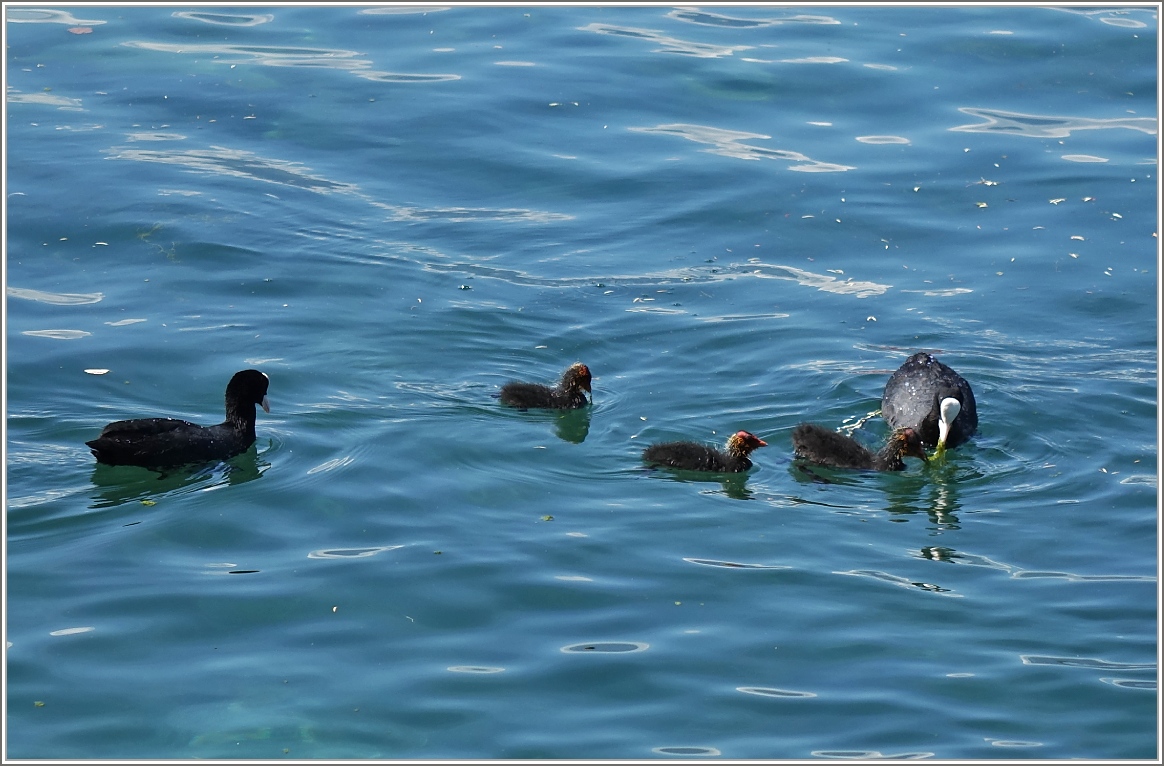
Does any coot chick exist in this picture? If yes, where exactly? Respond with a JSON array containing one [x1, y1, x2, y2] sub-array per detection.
[[881, 352, 977, 451], [499, 362, 591, 409], [791, 423, 928, 471], [86, 369, 270, 468], [643, 430, 767, 473]]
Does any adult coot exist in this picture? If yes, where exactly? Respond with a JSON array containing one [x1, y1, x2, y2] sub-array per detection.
[[86, 369, 270, 468], [881, 352, 977, 451], [499, 362, 591, 409], [791, 423, 928, 471], [643, 430, 767, 473]]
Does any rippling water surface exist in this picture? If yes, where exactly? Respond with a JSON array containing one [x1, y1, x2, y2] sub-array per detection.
[[4, 4, 1159, 760]]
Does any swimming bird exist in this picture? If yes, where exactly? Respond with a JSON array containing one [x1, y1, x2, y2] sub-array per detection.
[[643, 430, 767, 473], [791, 423, 928, 471], [499, 362, 592, 409], [881, 352, 977, 452], [86, 369, 270, 468]]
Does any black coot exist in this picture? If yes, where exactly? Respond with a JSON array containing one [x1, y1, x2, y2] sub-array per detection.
[[86, 369, 270, 468], [791, 423, 928, 471], [643, 430, 767, 473], [881, 352, 977, 451], [499, 362, 592, 409]]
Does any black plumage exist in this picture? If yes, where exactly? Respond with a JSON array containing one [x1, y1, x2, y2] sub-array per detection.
[[791, 423, 928, 471], [86, 369, 270, 469], [643, 430, 767, 473], [882, 352, 977, 450], [499, 362, 592, 409]]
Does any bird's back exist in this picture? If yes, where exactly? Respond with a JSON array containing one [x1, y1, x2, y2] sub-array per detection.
[[643, 441, 742, 472], [791, 423, 874, 469], [87, 417, 252, 468], [882, 353, 977, 447], [498, 382, 556, 409]]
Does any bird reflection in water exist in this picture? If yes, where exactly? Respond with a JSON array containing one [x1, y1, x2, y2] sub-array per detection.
[[88, 447, 269, 510]]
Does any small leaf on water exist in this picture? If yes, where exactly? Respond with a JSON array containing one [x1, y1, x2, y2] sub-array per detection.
[[141, 499, 156, 506]]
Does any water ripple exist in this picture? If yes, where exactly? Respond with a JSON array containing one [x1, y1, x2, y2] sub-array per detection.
[[835, 569, 961, 597], [683, 558, 791, 570], [950, 107, 1157, 138], [420, 256, 888, 298], [652, 746, 722, 756], [1020, 655, 1156, 671], [358, 6, 452, 15], [8, 286, 103, 305], [560, 641, 649, 654], [104, 145, 360, 194], [737, 686, 817, 698], [6, 8, 105, 25], [1100, 677, 1157, 690], [811, 751, 933, 760], [21, 329, 91, 340], [6, 89, 85, 110], [918, 547, 1156, 583], [1051, 7, 1158, 29], [630, 123, 855, 172], [172, 11, 273, 26], [307, 545, 404, 560], [121, 40, 459, 83], [369, 201, 572, 223], [578, 23, 753, 58], [667, 8, 839, 27], [856, 135, 911, 145]]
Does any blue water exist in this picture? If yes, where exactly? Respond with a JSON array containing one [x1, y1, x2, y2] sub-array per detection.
[[4, 4, 1159, 760]]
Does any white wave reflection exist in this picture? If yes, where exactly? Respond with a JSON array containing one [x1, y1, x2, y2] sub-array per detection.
[[306, 457, 355, 475], [812, 750, 934, 760], [354, 71, 460, 82], [121, 40, 458, 84], [698, 312, 791, 322], [307, 545, 404, 560], [919, 547, 1156, 582], [7, 89, 85, 110], [579, 23, 752, 58], [359, 6, 452, 14], [8, 286, 104, 305], [1021, 655, 1156, 671], [835, 569, 961, 597], [104, 145, 361, 194], [630, 123, 854, 172], [900, 287, 973, 297], [370, 201, 572, 223], [652, 746, 722, 757], [1051, 7, 1157, 29], [6, 8, 105, 25], [126, 132, 185, 142], [737, 686, 817, 698], [779, 56, 848, 64], [856, 135, 910, 145], [1061, 154, 1109, 163], [667, 8, 839, 27], [172, 11, 273, 26], [950, 107, 1157, 138], [22, 329, 91, 340], [1100, 677, 1156, 689], [419, 255, 887, 298]]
